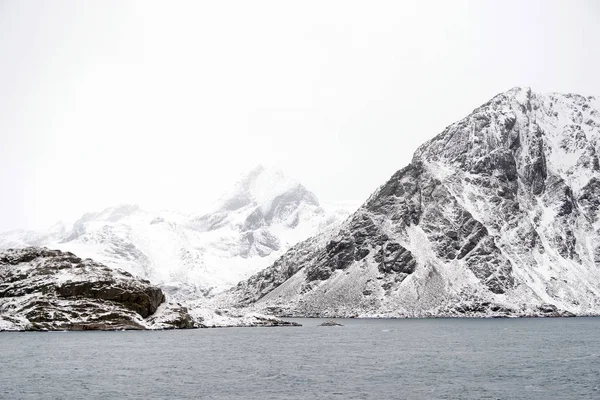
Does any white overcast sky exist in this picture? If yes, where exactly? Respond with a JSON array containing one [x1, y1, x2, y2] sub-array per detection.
[[1, 0, 600, 231]]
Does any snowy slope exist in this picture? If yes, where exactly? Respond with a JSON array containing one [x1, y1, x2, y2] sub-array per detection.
[[0, 166, 351, 300], [226, 88, 600, 317]]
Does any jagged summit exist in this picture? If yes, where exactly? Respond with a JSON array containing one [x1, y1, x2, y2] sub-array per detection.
[[189, 165, 322, 234], [217, 165, 318, 213], [183, 166, 337, 276], [226, 87, 600, 318], [413, 86, 600, 194]]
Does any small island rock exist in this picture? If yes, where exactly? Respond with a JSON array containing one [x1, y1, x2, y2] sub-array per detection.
[[318, 319, 343, 327]]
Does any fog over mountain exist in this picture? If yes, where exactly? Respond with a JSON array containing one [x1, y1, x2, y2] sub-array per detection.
[[2, 1, 600, 232]]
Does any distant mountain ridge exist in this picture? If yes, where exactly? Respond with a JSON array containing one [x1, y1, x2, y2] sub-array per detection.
[[226, 88, 600, 318], [0, 166, 352, 300]]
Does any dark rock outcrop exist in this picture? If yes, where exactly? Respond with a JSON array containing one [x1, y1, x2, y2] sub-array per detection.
[[318, 319, 343, 326], [0, 247, 176, 331]]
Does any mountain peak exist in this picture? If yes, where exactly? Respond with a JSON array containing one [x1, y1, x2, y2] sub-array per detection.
[[238, 164, 296, 190], [504, 86, 532, 104], [219, 165, 313, 213], [506, 85, 532, 94]]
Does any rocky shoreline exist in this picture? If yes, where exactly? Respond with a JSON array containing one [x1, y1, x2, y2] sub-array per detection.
[[0, 247, 300, 331]]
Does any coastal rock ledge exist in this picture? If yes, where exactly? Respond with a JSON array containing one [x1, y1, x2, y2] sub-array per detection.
[[0, 247, 301, 331], [0, 247, 172, 331]]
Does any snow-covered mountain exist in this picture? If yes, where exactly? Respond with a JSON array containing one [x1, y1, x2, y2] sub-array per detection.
[[0, 166, 351, 299], [226, 87, 600, 317], [187, 165, 344, 261]]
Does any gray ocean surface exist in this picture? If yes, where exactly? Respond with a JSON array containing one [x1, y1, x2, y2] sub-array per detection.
[[1, 317, 600, 399]]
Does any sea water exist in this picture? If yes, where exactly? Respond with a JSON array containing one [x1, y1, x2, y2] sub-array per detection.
[[1, 317, 599, 399]]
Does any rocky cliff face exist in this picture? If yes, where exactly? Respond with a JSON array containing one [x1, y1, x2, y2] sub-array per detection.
[[226, 88, 600, 317], [0, 247, 175, 330]]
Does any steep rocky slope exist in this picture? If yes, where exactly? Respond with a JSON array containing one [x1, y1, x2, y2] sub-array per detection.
[[0, 166, 349, 300], [227, 87, 600, 317]]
